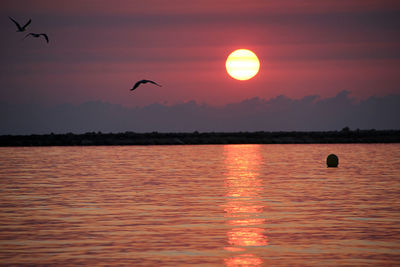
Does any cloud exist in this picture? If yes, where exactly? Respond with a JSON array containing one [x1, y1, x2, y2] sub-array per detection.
[[1, 91, 399, 134]]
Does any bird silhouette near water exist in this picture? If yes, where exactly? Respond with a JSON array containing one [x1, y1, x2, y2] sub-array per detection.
[[130, 80, 162, 91], [24, 33, 49, 43], [9, 17, 31, 32]]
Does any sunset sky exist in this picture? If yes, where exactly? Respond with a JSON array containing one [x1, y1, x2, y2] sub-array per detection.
[[1, 0, 399, 133]]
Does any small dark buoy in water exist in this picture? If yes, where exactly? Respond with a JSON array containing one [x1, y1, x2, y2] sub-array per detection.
[[327, 154, 338, 167]]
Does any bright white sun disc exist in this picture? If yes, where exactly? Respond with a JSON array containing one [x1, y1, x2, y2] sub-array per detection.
[[225, 49, 260, 80]]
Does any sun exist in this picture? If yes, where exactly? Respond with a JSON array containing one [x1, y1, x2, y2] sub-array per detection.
[[226, 49, 260, 81]]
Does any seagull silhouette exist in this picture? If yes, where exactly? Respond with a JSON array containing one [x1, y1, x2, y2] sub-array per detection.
[[24, 33, 49, 43], [130, 80, 162, 91], [9, 17, 31, 32]]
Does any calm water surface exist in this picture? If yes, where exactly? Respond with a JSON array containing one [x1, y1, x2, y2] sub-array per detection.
[[0, 144, 399, 266]]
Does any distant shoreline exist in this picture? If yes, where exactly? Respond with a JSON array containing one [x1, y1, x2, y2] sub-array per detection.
[[1, 130, 399, 146]]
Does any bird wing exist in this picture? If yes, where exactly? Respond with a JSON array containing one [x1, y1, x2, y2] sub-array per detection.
[[22, 19, 32, 30], [41, 33, 49, 43], [9, 16, 22, 30], [130, 80, 161, 91], [148, 80, 162, 87], [131, 80, 143, 90], [23, 33, 32, 39]]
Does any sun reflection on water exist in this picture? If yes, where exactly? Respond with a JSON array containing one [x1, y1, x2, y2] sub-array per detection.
[[223, 145, 267, 266]]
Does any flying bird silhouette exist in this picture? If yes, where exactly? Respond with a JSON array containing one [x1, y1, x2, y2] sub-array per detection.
[[130, 80, 162, 91], [9, 17, 31, 32], [24, 33, 49, 43]]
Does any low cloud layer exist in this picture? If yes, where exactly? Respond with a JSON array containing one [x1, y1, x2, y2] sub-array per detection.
[[1, 91, 399, 134]]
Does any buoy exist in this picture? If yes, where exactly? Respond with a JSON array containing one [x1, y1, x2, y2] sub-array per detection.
[[327, 154, 338, 167]]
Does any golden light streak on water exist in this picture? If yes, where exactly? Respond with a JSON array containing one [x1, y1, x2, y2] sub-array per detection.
[[223, 145, 267, 266]]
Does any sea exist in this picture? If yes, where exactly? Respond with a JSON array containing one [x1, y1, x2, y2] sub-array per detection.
[[0, 144, 399, 266]]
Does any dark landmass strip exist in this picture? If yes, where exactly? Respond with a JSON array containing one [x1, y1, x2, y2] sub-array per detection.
[[0, 129, 399, 146]]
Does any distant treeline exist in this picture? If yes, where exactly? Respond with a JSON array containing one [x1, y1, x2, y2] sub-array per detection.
[[0, 129, 399, 146]]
